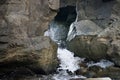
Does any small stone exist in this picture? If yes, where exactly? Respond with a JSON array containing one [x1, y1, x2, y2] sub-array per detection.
[[86, 77, 112, 80]]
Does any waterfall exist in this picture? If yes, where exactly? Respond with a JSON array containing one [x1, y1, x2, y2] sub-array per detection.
[[57, 48, 81, 73], [53, 47, 86, 80]]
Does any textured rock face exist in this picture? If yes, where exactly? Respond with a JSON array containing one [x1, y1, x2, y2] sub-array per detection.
[[67, 20, 107, 60], [0, 36, 58, 75], [67, 36, 108, 60], [0, 0, 120, 78], [66, 0, 120, 62], [76, 0, 120, 28], [0, 0, 59, 51], [60, 0, 77, 7], [75, 20, 103, 35], [0, 0, 59, 75], [67, 20, 103, 41], [95, 67, 120, 80], [98, 21, 120, 66]]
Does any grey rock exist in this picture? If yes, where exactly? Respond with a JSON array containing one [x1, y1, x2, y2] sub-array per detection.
[[98, 21, 120, 40], [76, 0, 120, 28], [67, 20, 103, 41], [48, 0, 60, 10], [98, 21, 120, 66], [67, 35, 108, 60], [0, 0, 59, 75], [75, 20, 102, 35]]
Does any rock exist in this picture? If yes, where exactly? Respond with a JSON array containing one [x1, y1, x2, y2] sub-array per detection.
[[0, 36, 58, 76], [76, 0, 120, 28], [117, 0, 120, 3], [86, 78, 112, 80], [75, 20, 103, 35], [107, 40, 120, 66], [0, 0, 59, 52], [0, 67, 36, 79], [98, 21, 120, 66], [67, 35, 108, 60], [0, 0, 59, 76], [0, 74, 53, 80], [98, 21, 120, 39], [95, 67, 120, 80], [60, 0, 77, 7], [48, 0, 60, 11], [67, 20, 103, 41], [67, 20, 120, 62]]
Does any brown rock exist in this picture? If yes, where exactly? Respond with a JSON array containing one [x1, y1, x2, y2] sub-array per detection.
[[0, 36, 58, 75], [48, 0, 60, 10], [67, 35, 108, 60], [0, 0, 59, 76], [95, 67, 120, 80]]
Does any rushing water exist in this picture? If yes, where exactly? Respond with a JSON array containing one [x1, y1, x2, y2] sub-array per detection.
[[57, 48, 81, 73], [44, 21, 86, 80], [52, 48, 86, 80]]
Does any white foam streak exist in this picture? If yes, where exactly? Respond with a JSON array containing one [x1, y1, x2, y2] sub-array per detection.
[[67, 23, 76, 41], [87, 59, 114, 68]]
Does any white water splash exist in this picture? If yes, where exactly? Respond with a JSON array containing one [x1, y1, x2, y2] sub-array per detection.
[[57, 48, 83, 73], [87, 59, 114, 68], [53, 48, 86, 80]]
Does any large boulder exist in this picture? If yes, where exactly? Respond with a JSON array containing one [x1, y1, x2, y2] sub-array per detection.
[[67, 35, 108, 60], [0, 0, 59, 77], [67, 20, 106, 60], [0, 0, 59, 52], [0, 36, 58, 78]]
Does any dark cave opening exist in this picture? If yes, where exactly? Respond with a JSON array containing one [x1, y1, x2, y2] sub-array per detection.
[[55, 6, 77, 25], [102, 0, 114, 2], [47, 6, 77, 48]]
